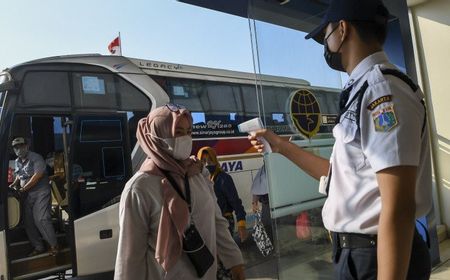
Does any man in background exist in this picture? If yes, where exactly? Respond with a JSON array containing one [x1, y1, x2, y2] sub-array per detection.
[[9, 137, 58, 256]]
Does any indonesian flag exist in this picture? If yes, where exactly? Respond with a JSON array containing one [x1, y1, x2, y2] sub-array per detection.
[[108, 36, 121, 55]]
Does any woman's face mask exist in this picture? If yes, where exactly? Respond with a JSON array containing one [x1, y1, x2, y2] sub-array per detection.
[[164, 135, 193, 160], [13, 145, 29, 158], [205, 165, 216, 174]]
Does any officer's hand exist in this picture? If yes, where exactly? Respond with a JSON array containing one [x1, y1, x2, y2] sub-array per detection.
[[248, 129, 282, 153], [238, 226, 249, 242], [230, 264, 245, 280]]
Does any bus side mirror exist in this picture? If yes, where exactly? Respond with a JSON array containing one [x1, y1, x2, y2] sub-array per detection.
[[0, 80, 17, 91]]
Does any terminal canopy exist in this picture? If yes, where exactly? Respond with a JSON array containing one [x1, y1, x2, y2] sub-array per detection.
[[177, 0, 328, 34]]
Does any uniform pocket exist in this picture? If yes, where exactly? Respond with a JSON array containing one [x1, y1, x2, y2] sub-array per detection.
[[333, 123, 366, 171], [333, 122, 358, 144]]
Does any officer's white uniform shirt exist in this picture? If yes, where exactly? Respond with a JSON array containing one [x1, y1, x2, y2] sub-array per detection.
[[322, 51, 433, 235]]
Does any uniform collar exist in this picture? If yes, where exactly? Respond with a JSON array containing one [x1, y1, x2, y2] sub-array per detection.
[[344, 51, 389, 89]]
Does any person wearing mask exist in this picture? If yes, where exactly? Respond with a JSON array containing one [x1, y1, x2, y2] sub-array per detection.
[[9, 137, 58, 257], [197, 147, 248, 242], [114, 104, 245, 280], [248, 0, 432, 279]]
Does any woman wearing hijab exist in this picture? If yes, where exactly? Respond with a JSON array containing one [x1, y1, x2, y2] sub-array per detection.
[[114, 104, 245, 280], [197, 147, 248, 242]]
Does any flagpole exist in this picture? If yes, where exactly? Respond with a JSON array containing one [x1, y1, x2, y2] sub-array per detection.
[[118, 32, 122, 56]]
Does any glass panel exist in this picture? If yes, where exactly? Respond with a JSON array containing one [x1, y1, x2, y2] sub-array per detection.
[[247, 1, 341, 279], [20, 72, 71, 107]]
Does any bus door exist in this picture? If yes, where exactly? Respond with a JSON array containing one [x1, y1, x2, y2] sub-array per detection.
[[70, 113, 131, 277], [0, 75, 11, 279], [3, 114, 73, 280]]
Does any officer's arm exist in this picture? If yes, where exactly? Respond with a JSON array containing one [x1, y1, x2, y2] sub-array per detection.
[[249, 129, 329, 180], [21, 172, 44, 192], [376, 165, 417, 280]]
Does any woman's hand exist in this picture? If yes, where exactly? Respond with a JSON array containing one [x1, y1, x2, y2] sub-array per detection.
[[248, 129, 283, 154], [237, 226, 249, 242], [184, 156, 204, 176], [230, 264, 245, 280]]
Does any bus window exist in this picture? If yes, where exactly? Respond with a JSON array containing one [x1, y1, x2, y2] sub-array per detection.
[[241, 85, 259, 118], [118, 76, 152, 112], [162, 78, 205, 112], [261, 86, 291, 114], [79, 119, 123, 142], [102, 147, 126, 179], [72, 72, 151, 147], [72, 73, 117, 109], [205, 83, 243, 114], [19, 72, 71, 108]]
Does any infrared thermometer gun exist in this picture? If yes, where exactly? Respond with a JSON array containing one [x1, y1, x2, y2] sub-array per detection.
[[238, 117, 272, 153]]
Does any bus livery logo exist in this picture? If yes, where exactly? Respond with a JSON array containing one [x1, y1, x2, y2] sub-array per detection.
[[113, 63, 128, 70], [138, 61, 182, 70]]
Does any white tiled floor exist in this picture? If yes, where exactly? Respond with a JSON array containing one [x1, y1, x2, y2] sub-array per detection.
[[431, 239, 450, 280], [42, 238, 450, 279]]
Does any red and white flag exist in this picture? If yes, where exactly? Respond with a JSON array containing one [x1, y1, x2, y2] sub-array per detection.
[[108, 36, 121, 55]]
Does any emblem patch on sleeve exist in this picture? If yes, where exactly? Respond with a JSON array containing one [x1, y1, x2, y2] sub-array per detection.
[[367, 95, 392, 111], [372, 104, 398, 132]]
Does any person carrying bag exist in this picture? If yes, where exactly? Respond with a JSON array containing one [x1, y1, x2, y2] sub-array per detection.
[[114, 104, 245, 280]]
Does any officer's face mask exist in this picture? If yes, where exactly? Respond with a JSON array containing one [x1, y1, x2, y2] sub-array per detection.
[[323, 24, 346, 72], [13, 145, 29, 158]]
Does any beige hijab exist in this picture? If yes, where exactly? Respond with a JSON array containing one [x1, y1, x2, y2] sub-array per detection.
[[136, 105, 199, 272]]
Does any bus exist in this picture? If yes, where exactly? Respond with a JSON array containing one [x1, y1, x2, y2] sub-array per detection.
[[0, 54, 339, 279]]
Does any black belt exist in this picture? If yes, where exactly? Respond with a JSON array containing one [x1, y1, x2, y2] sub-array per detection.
[[331, 232, 377, 249]]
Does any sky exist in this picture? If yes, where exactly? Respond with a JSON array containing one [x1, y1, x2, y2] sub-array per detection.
[[0, 0, 344, 88]]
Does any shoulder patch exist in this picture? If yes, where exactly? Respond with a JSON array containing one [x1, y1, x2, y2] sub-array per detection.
[[372, 104, 398, 132], [367, 95, 392, 111]]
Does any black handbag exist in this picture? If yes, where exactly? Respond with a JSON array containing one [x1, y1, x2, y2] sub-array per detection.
[[182, 223, 215, 277], [161, 170, 214, 277]]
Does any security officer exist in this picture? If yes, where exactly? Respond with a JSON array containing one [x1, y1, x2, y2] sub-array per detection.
[[9, 137, 58, 256], [248, 0, 432, 279]]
